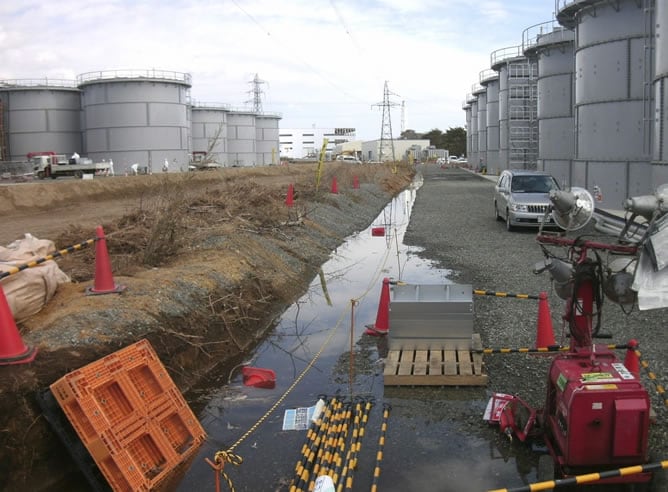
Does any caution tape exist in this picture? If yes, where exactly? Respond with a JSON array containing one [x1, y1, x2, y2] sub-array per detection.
[[370, 403, 391, 492], [488, 459, 668, 491], [635, 348, 668, 408], [473, 289, 539, 300], [0, 237, 96, 280], [476, 344, 632, 354]]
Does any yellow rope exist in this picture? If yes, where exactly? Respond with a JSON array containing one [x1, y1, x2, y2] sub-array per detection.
[[209, 212, 403, 489]]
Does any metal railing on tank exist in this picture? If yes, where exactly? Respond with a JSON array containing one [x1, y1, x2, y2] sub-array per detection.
[[0, 78, 78, 88], [76, 69, 192, 86]]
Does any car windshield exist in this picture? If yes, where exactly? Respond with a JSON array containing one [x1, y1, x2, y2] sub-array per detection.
[[510, 175, 558, 193]]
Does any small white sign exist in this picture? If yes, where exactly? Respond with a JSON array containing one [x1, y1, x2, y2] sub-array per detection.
[[612, 362, 635, 380]]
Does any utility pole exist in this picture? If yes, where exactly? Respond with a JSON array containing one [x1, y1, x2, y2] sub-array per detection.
[[401, 100, 405, 135], [371, 81, 399, 162], [246, 73, 266, 113]]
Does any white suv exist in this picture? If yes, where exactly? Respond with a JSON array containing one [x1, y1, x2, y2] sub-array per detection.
[[494, 169, 560, 231]]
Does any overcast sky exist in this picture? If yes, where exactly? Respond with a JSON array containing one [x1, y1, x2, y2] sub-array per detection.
[[1, 0, 558, 140]]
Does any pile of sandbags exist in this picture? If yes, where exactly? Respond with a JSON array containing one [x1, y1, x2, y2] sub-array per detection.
[[0, 234, 70, 322]]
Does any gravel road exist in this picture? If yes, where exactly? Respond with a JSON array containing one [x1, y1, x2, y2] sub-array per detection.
[[401, 164, 668, 490]]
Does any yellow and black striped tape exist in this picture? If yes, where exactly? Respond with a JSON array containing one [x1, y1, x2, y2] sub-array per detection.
[[473, 289, 539, 300], [488, 459, 668, 491], [0, 237, 96, 281]]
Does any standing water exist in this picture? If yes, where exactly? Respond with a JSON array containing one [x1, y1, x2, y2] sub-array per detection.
[[177, 174, 540, 492]]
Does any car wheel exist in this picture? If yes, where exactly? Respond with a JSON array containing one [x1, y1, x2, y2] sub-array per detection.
[[506, 210, 514, 231], [494, 202, 502, 221]]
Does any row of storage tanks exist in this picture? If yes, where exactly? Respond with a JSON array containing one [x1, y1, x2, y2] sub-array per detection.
[[463, 0, 668, 209], [0, 69, 281, 171]]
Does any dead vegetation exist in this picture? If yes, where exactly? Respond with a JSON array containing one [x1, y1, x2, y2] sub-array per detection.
[[0, 162, 415, 491]]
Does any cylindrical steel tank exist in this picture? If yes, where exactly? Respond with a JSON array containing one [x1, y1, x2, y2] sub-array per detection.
[[77, 69, 191, 174], [190, 103, 228, 166], [523, 20, 575, 188], [255, 113, 281, 166], [492, 46, 537, 171], [653, 0, 668, 184], [473, 82, 487, 170], [469, 95, 479, 169], [481, 69, 500, 175], [0, 79, 82, 162], [464, 93, 476, 161], [227, 110, 257, 167], [557, 0, 654, 207]]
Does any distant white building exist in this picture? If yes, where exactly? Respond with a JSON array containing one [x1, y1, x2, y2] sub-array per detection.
[[361, 139, 431, 162], [279, 127, 356, 159]]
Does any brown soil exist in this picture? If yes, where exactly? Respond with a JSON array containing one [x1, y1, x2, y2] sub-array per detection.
[[0, 162, 415, 491]]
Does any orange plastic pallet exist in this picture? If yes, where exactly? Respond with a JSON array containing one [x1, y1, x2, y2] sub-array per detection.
[[50, 339, 206, 492]]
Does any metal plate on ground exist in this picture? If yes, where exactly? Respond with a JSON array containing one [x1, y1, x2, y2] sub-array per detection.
[[389, 283, 473, 351]]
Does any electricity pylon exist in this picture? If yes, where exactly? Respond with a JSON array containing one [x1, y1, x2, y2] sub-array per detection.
[[371, 81, 399, 163], [246, 73, 266, 113]]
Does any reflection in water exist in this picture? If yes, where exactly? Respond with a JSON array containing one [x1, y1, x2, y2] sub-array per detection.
[[178, 173, 535, 491]]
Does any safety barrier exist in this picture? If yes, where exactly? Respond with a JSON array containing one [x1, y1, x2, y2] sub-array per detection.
[[288, 395, 376, 492], [370, 403, 391, 492], [488, 459, 668, 491], [473, 289, 540, 300], [0, 237, 96, 281], [635, 346, 668, 409]]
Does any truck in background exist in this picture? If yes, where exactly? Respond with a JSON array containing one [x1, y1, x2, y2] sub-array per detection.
[[30, 152, 112, 179]]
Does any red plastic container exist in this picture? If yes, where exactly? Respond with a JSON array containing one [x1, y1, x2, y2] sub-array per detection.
[[242, 366, 276, 389]]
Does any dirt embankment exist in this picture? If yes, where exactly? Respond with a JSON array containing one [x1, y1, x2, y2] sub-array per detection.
[[0, 162, 415, 491]]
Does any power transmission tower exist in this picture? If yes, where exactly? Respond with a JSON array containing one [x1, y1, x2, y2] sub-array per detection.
[[246, 73, 266, 113], [400, 100, 405, 135], [372, 81, 399, 162]]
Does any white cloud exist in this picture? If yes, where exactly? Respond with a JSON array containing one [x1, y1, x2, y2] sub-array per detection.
[[0, 0, 557, 139]]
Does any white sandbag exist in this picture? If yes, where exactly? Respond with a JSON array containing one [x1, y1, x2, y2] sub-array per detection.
[[0, 234, 70, 322]]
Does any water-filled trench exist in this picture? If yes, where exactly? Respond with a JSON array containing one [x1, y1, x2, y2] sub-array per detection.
[[177, 174, 541, 492]]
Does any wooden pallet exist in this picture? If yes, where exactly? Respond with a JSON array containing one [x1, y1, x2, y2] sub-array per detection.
[[383, 334, 488, 386]]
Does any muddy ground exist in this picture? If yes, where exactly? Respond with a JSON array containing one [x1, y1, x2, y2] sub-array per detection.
[[0, 162, 415, 491]]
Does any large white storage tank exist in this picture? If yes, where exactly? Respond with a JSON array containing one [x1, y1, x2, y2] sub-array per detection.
[[462, 96, 471, 161], [480, 69, 500, 175], [654, 0, 668, 184], [464, 93, 476, 161], [473, 83, 487, 169], [255, 113, 281, 166], [77, 69, 191, 173], [492, 46, 538, 171], [523, 20, 575, 187], [227, 110, 257, 167], [0, 79, 82, 162], [468, 95, 479, 169], [190, 103, 228, 166], [557, 0, 654, 206]]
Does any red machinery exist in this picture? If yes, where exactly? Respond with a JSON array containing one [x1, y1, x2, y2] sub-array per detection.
[[486, 186, 668, 487], [534, 234, 651, 486]]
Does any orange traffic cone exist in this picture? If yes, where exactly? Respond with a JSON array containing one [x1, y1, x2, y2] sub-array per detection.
[[624, 339, 640, 378], [353, 176, 359, 189], [286, 184, 294, 207], [535, 291, 556, 348], [0, 284, 37, 365], [331, 177, 338, 194], [86, 226, 126, 295], [365, 278, 391, 336]]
